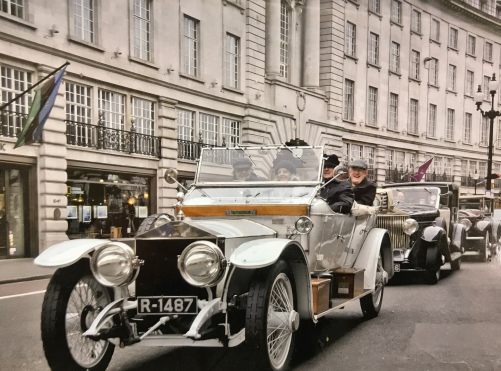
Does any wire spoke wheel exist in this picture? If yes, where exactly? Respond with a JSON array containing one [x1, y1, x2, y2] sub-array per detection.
[[360, 251, 385, 319]]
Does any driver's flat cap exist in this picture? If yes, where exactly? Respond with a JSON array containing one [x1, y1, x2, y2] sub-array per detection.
[[349, 159, 368, 170]]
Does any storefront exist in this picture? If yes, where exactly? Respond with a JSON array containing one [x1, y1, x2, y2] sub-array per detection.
[[66, 168, 155, 239]]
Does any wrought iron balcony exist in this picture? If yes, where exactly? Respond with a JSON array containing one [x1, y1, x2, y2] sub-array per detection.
[[385, 167, 413, 183], [461, 175, 478, 187], [177, 139, 238, 165], [427, 172, 454, 182], [0, 110, 26, 138]]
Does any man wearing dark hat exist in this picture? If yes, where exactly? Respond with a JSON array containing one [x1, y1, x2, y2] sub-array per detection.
[[320, 154, 354, 214], [232, 158, 262, 181], [349, 159, 377, 206]]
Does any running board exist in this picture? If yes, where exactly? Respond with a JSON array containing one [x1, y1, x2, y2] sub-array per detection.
[[314, 289, 373, 320]]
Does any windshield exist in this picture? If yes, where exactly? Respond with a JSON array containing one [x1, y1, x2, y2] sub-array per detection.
[[460, 198, 492, 213], [388, 187, 440, 208]]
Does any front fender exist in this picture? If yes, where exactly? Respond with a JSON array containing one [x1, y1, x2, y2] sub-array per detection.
[[476, 220, 490, 234], [34, 239, 112, 268], [421, 225, 445, 243]]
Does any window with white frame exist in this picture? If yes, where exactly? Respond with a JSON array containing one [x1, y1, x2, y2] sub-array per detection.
[[368, 86, 378, 126], [390, 42, 400, 73], [386, 149, 416, 171], [483, 75, 491, 100], [466, 70, 474, 96], [132, 0, 151, 61], [410, 50, 420, 80], [497, 119, 501, 148], [428, 103, 437, 137], [225, 33, 240, 89], [431, 19, 440, 42], [344, 142, 375, 179], [182, 15, 199, 77], [480, 116, 489, 146], [411, 9, 421, 33], [65, 82, 92, 145], [71, 0, 95, 43], [466, 34, 476, 56], [447, 64, 457, 91], [132, 97, 155, 153], [1, 0, 24, 18], [199, 113, 219, 146], [389, 93, 398, 131], [446, 108, 455, 141], [464, 112, 472, 144], [469, 160, 477, 178], [177, 109, 195, 142], [409, 99, 418, 134], [0, 64, 32, 136], [279, 0, 291, 79], [448, 27, 458, 49], [98, 89, 125, 130], [391, 0, 401, 23], [429, 58, 439, 86], [222, 118, 240, 146], [368, 0, 380, 14], [368, 32, 379, 65], [344, 79, 354, 121], [479, 161, 487, 177], [484, 41, 493, 62], [345, 22, 356, 57]]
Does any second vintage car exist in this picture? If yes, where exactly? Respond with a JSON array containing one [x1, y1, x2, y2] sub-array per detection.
[[376, 182, 465, 284], [34, 145, 393, 371]]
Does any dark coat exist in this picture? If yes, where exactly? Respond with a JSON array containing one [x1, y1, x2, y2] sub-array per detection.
[[352, 178, 377, 206], [320, 179, 354, 214]]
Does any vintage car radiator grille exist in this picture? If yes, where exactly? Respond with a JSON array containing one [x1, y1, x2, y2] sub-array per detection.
[[135, 238, 221, 297], [376, 215, 410, 250]]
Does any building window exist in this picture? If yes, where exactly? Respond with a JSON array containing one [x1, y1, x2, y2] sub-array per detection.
[[368, 32, 379, 65], [391, 0, 401, 23], [411, 9, 421, 33], [65, 82, 92, 145], [466, 35, 476, 56], [132, 97, 155, 153], [409, 99, 418, 134], [464, 112, 472, 144], [98, 89, 125, 130], [182, 15, 200, 77], [410, 50, 420, 80], [279, 0, 291, 79], [466, 70, 474, 96], [132, 0, 151, 61], [225, 33, 240, 89], [199, 113, 219, 146], [446, 108, 455, 141], [448, 27, 458, 49], [71, 0, 95, 43], [368, 0, 380, 14], [480, 116, 489, 146], [428, 103, 437, 137], [1, 0, 24, 18], [368, 86, 378, 126], [386, 149, 416, 174], [483, 75, 491, 100], [484, 41, 493, 62], [429, 58, 438, 86], [390, 42, 400, 73], [0, 64, 32, 136], [345, 22, 356, 57], [431, 18, 440, 42], [178, 109, 195, 142], [447, 64, 457, 91], [344, 79, 354, 121], [222, 118, 240, 146], [389, 93, 398, 131], [497, 119, 501, 148]]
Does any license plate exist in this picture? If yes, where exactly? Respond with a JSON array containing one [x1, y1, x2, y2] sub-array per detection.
[[394, 263, 401, 273], [137, 296, 198, 315]]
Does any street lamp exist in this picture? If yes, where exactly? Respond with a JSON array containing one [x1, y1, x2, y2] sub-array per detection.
[[474, 73, 501, 195]]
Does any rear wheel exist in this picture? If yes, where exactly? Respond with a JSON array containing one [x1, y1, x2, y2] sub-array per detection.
[[246, 261, 298, 371], [425, 245, 442, 285], [360, 251, 384, 319]]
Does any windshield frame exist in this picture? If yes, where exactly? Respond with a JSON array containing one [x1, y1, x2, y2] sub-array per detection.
[[385, 186, 441, 209]]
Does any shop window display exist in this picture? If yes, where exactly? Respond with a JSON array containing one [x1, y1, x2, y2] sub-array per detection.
[[66, 170, 152, 239]]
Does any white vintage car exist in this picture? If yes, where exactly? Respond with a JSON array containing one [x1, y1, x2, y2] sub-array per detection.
[[35, 145, 393, 371]]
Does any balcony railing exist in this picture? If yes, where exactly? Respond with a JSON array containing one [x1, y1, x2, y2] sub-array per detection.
[[0, 110, 26, 138], [385, 167, 413, 183], [427, 172, 454, 182], [66, 120, 161, 158], [178, 139, 237, 165]]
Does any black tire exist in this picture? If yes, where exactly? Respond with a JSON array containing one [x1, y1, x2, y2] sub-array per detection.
[[41, 260, 114, 371], [451, 256, 461, 271], [136, 213, 174, 236], [360, 250, 384, 319], [424, 245, 442, 285], [246, 260, 298, 371], [479, 231, 490, 262]]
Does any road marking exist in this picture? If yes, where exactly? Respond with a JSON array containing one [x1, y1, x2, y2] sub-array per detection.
[[0, 290, 46, 300]]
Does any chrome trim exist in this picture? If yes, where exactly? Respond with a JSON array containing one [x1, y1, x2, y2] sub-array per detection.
[[375, 215, 410, 249]]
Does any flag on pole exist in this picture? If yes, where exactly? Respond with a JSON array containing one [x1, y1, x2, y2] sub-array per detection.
[[14, 63, 68, 149], [410, 158, 433, 182]]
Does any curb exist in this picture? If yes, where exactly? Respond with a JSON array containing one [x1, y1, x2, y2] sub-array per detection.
[[0, 274, 53, 285]]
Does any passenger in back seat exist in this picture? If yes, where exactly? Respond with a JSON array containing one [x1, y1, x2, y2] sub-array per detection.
[[320, 154, 354, 214]]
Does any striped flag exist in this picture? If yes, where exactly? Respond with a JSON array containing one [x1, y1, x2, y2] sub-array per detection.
[[410, 158, 433, 182], [14, 63, 68, 148]]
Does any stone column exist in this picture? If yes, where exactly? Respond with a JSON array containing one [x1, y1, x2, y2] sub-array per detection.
[[375, 145, 386, 185], [265, 0, 282, 78], [302, 0, 320, 87]]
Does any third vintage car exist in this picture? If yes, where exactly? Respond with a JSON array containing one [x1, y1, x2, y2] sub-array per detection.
[[376, 182, 465, 284], [34, 145, 393, 371]]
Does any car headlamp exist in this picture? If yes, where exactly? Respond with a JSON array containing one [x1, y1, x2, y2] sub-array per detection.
[[295, 216, 314, 234], [178, 241, 226, 287], [403, 218, 419, 236], [90, 242, 141, 287], [459, 218, 472, 232]]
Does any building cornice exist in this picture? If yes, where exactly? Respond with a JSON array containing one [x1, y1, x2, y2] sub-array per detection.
[[440, 0, 501, 29]]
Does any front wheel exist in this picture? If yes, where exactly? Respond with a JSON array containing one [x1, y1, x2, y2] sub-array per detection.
[[41, 260, 114, 371], [479, 231, 490, 262], [360, 251, 385, 319], [246, 260, 298, 371]]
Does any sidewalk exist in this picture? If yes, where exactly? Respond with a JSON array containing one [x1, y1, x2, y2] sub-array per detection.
[[0, 258, 55, 285]]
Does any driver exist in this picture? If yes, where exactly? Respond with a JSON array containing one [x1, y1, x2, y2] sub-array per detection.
[[232, 158, 263, 181], [320, 154, 354, 214]]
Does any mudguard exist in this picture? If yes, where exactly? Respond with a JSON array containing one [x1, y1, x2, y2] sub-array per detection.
[[476, 220, 490, 234], [354, 228, 392, 290], [493, 219, 501, 242], [34, 239, 113, 267], [451, 223, 466, 251], [421, 225, 445, 243]]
